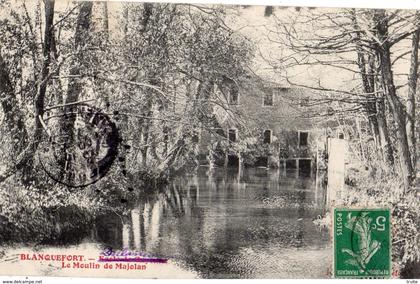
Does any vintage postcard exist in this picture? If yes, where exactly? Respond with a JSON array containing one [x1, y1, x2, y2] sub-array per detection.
[[0, 0, 419, 280]]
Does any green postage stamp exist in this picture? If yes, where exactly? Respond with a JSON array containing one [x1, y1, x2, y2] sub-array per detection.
[[334, 208, 391, 278]]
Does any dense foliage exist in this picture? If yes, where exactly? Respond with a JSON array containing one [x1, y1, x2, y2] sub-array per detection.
[[0, 1, 254, 244]]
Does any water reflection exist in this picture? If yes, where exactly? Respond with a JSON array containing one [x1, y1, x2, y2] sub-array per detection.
[[95, 167, 330, 278]]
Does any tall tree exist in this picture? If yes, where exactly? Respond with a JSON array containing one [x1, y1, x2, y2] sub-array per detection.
[[373, 9, 414, 189], [0, 52, 28, 154], [57, 2, 93, 182], [266, 8, 419, 189], [114, 3, 253, 173], [406, 25, 420, 167], [351, 9, 394, 166], [0, 0, 55, 183], [64, 2, 93, 105]]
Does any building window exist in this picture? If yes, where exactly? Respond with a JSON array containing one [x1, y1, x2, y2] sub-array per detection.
[[263, 129, 272, 144], [263, 93, 273, 106], [264, 6, 274, 17], [228, 85, 239, 105], [228, 129, 237, 142], [338, 132, 344, 139], [298, 131, 309, 147]]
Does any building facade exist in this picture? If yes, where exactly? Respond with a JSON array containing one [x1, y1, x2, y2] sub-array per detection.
[[197, 74, 341, 172]]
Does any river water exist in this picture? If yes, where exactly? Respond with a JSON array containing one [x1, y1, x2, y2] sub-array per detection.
[[94, 167, 332, 278]]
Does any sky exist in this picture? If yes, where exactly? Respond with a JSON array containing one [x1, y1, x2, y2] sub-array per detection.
[[224, 5, 414, 94], [1, 0, 415, 96]]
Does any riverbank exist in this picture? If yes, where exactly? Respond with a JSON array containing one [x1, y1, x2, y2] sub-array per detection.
[[338, 164, 420, 278]]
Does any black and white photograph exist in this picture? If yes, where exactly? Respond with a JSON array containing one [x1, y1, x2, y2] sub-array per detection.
[[0, 0, 419, 280]]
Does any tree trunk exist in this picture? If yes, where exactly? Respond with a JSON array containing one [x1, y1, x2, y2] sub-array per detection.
[[31, 0, 55, 179], [350, 11, 394, 166], [141, 123, 150, 167], [58, 2, 93, 181], [65, 2, 93, 105], [374, 11, 414, 190], [0, 0, 55, 184], [35, 0, 55, 126], [357, 51, 382, 160], [0, 52, 28, 154], [376, 94, 394, 166], [406, 28, 419, 167], [101, 2, 109, 35]]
